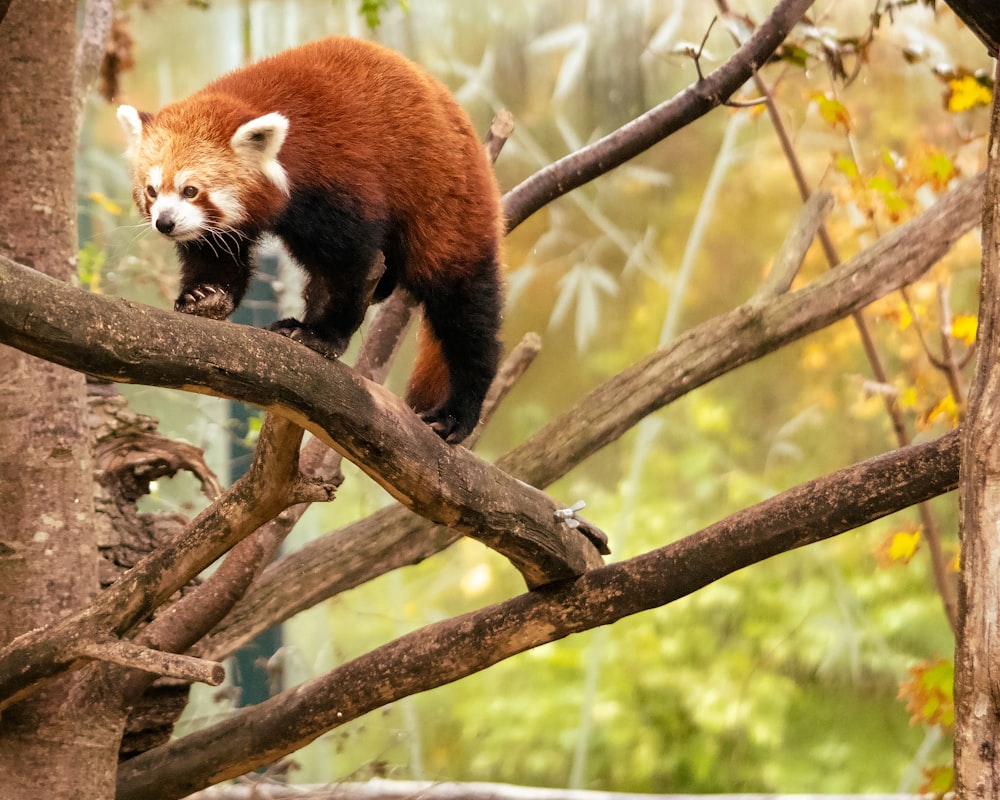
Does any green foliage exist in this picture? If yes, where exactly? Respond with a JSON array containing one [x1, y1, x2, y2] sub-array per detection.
[[86, 0, 994, 793], [357, 0, 409, 29], [77, 241, 106, 292]]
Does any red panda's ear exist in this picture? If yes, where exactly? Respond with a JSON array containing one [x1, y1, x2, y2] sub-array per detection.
[[231, 113, 288, 161], [116, 104, 145, 158], [231, 113, 290, 193]]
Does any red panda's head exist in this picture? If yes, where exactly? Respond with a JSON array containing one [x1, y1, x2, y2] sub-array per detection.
[[117, 97, 290, 242]]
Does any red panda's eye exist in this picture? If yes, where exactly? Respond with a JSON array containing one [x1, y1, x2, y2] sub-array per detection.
[[182, 186, 199, 199], [145, 185, 157, 199]]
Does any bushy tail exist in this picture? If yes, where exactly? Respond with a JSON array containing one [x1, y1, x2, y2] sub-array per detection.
[[406, 322, 450, 418]]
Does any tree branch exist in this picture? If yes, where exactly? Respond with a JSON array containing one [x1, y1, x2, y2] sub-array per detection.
[[0, 254, 603, 590], [196, 173, 984, 659], [0, 401, 314, 711], [117, 430, 961, 800], [501, 173, 984, 489], [117, 414, 329, 703], [501, 0, 815, 231], [194, 334, 543, 661], [74, 0, 115, 116], [73, 638, 223, 686], [943, 0, 1000, 56]]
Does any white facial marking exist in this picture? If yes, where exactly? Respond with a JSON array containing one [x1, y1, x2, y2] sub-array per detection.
[[148, 165, 163, 193], [150, 194, 207, 242], [208, 188, 245, 225]]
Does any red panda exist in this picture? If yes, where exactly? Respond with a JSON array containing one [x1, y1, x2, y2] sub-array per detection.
[[117, 37, 504, 444]]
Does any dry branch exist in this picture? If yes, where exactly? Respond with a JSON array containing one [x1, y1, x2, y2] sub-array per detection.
[[117, 430, 960, 800], [197, 173, 984, 659], [503, 174, 984, 489], [502, 0, 815, 230], [943, 0, 1000, 55], [74, 638, 223, 686], [0, 258, 602, 708]]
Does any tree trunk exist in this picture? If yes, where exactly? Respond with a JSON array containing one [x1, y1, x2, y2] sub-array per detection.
[[0, 1, 119, 796], [954, 62, 1000, 795]]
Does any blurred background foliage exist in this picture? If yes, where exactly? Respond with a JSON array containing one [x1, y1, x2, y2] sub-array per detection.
[[78, 0, 992, 792]]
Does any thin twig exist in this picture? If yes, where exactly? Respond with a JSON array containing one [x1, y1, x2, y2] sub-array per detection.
[[714, 0, 959, 632], [937, 282, 968, 420]]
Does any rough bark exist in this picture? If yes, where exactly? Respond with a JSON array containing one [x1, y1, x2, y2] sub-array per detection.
[[0, 0, 116, 796], [0, 253, 605, 592], [117, 431, 960, 800], [954, 61, 1000, 796], [197, 173, 984, 660]]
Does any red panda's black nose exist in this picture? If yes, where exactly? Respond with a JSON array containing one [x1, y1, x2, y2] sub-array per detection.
[[155, 215, 176, 235]]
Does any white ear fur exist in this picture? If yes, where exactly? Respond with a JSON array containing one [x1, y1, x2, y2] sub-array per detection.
[[231, 113, 290, 194], [116, 104, 144, 158], [231, 113, 289, 161]]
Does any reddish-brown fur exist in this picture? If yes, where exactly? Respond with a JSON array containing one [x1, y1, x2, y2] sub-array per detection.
[[185, 38, 504, 284], [123, 38, 505, 442]]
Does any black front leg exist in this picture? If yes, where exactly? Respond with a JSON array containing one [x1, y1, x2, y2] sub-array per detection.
[[174, 233, 258, 321], [273, 187, 389, 358]]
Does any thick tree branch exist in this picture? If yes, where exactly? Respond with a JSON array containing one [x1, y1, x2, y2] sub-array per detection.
[[117, 414, 327, 704], [0, 254, 603, 590], [117, 431, 960, 800], [198, 173, 984, 659], [501, 174, 984, 489], [943, 0, 1000, 55], [501, 0, 815, 231]]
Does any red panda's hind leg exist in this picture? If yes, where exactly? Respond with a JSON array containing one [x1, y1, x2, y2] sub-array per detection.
[[406, 256, 503, 444]]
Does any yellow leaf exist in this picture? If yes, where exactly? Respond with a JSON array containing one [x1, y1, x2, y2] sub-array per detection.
[[898, 386, 919, 410], [812, 92, 852, 131], [927, 394, 959, 427], [950, 314, 977, 345], [875, 526, 921, 567], [88, 192, 122, 216], [895, 303, 913, 331], [947, 75, 992, 112], [922, 150, 956, 189], [834, 155, 859, 181], [889, 530, 921, 563]]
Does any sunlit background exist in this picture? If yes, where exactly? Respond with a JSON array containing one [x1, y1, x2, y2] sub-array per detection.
[[78, 0, 992, 792]]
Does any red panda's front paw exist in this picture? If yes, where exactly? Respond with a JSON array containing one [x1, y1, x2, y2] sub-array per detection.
[[269, 318, 348, 359], [175, 285, 235, 321]]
